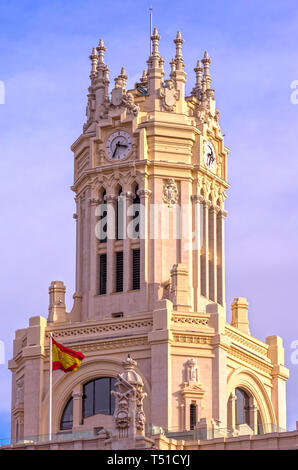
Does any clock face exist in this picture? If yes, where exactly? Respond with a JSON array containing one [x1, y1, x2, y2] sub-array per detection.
[[106, 131, 132, 161], [203, 141, 216, 171]]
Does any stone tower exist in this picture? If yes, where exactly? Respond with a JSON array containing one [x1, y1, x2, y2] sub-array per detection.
[[8, 29, 289, 443]]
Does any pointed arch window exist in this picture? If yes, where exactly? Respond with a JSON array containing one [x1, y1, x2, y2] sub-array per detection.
[[132, 185, 140, 239], [99, 190, 107, 243]]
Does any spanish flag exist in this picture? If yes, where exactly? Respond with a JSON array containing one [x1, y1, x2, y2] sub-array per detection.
[[52, 337, 85, 372]]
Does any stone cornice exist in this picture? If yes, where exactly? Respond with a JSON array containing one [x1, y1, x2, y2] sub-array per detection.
[[45, 315, 153, 341], [225, 324, 269, 359]]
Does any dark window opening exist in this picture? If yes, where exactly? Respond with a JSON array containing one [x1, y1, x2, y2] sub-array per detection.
[[133, 185, 140, 239], [99, 254, 107, 295], [190, 403, 197, 430], [60, 397, 73, 430], [112, 312, 124, 318], [99, 190, 107, 243], [116, 187, 124, 240], [132, 249, 140, 290], [83, 377, 116, 419], [116, 251, 123, 292], [235, 388, 250, 426]]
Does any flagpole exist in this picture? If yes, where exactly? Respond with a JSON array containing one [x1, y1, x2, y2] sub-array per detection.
[[49, 332, 53, 441]]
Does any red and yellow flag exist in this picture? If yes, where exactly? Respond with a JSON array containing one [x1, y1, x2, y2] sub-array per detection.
[[52, 337, 85, 372]]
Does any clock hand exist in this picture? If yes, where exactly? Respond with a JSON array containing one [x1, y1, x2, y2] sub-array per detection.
[[118, 144, 128, 148], [112, 141, 121, 159]]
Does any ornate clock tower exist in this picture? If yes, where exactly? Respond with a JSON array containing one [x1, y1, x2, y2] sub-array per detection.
[[8, 28, 288, 444]]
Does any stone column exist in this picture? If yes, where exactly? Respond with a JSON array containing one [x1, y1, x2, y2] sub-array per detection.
[[266, 336, 289, 430], [249, 398, 258, 434], [122, 192, 134, 292], [216, 209, 227, 306], [191, 195, 203, 311], [105, 194, 118, 294], [201, 200, 211, 298], [148, 300, 173, 430], [210, 305, 230, 428], [89, 195, 101, 313], [137, 189, 151, 304], [227, 392, 237, 429], [23, 316, 47, 438], [81, 188, 92, 319], [208, 204, 218, 302], [72, 386, 83, 430]]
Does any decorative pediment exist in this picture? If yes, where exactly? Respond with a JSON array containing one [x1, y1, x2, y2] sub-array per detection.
[[181, 382, 205, 399]]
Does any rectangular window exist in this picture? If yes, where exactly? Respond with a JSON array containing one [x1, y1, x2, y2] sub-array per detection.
[[112, 312, 124, 318], [99, 254, 107, 295], [115, 251, 123, 292], [190, 403, 197, 430], [132, 249, 140, 290]]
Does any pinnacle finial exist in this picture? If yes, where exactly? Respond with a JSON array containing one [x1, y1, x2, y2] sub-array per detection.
[[174, 31, 184, 71], [192, 59, 203, 96], [151, 27, 160, 57], [202, 50, 212, 89], [96, 38, 106, 66], [140, 70, 147, 83], [170, 58, 176, 80], [89, 47, 98, 79], [119, 67, 128, 89]]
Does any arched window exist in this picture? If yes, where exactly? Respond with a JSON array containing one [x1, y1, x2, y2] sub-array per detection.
[[83, 377, 116, 419], [99, 190, 107, 243], [60, 397, 73, 430], [235, 387, 250, 426], [116, 187, 124, 240], [132, 185, 140, 239]]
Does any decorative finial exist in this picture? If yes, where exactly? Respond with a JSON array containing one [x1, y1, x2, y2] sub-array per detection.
[[192, 59, 203, 97], [89, 47, 98, 79], [140, 70, 147, 83], [202, 50, 212, 89], [170, 58, 176, 80], [96, 38, 106, 67], [151, 27, 160, 57], [174, 31, 184, 70], [119, 67, 128, 89]]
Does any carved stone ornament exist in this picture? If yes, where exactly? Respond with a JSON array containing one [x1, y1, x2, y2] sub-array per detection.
[[162, 178, 179, 207], [110, 88, 139, 116], [111, 87, 124, 107], [187, 358, 199, 383], [159, 80, 179, 112]]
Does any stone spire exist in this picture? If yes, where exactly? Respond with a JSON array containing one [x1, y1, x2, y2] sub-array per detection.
[[192, 59, 203, 98], [202, 50, 212, 91], [119, 67, 128, 89], [151, 27, 161, 60], [146, 27, 164, 99], [96, 38, 106, 71], [170, 58, 176, 80], [140, 70, 147, 83], [174, 31, 184, 71], [172, 31, 186, 113], [89, 47, 98, 80]]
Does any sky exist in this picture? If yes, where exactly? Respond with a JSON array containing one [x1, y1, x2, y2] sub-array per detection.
[[0, 0, 298, 439]]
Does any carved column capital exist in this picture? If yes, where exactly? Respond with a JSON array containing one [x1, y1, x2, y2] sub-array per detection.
[[137, 189, 152, 199], [104, 194, 118, 203], [218, 209, 228, 218], [191, 194, 204, 203]]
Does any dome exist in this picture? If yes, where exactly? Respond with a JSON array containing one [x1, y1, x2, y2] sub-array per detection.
[[119, 355, 144, 387]]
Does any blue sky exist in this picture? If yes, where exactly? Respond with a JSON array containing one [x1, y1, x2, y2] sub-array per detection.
[[0, 0, 298, 438]]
